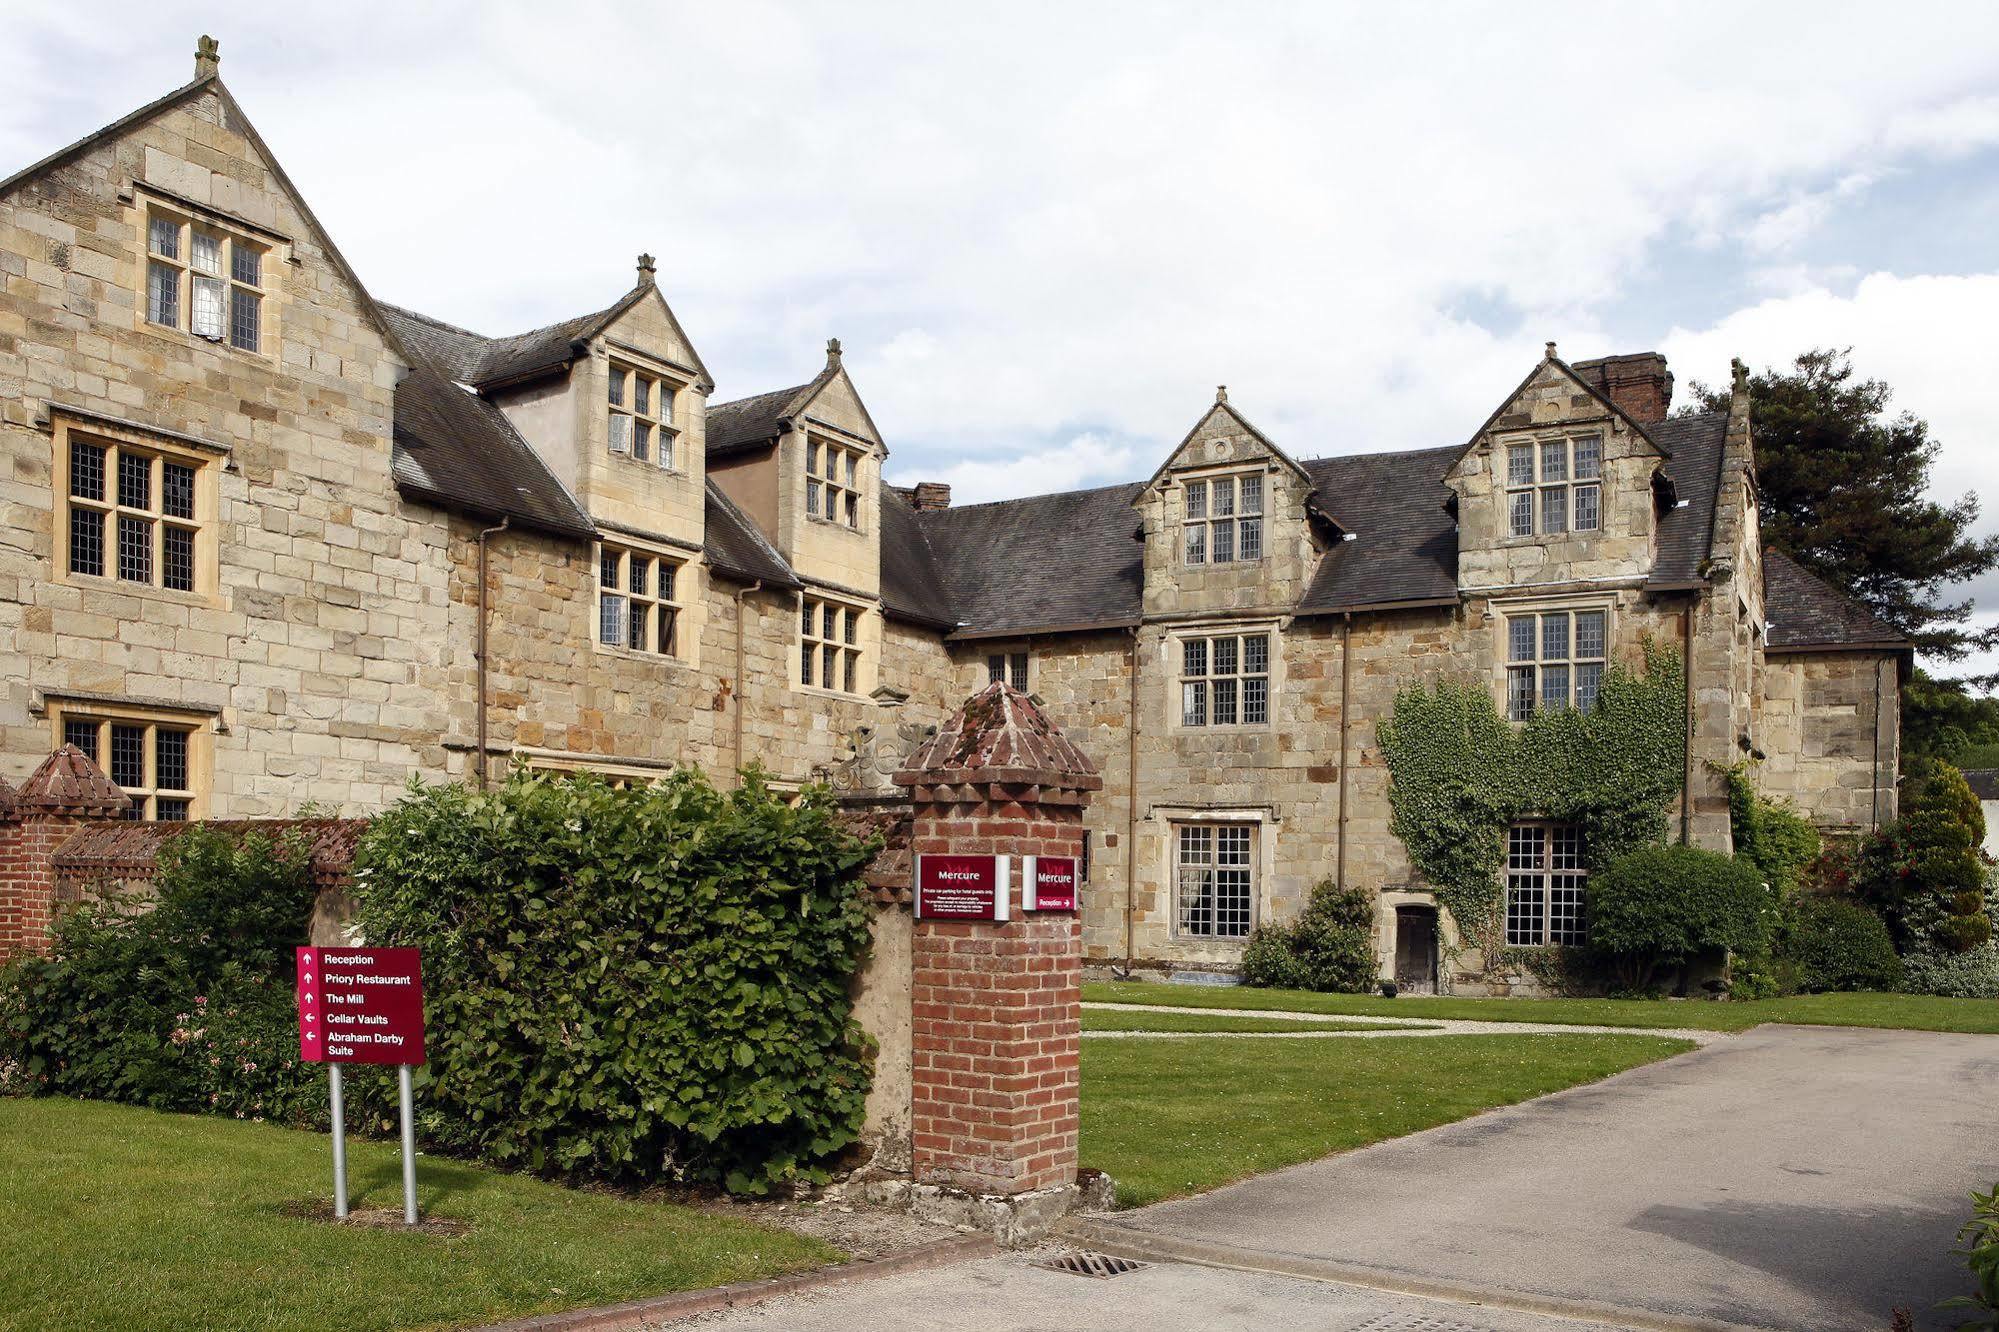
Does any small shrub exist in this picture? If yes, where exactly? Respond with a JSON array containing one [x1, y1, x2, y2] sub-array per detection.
[[1240, 879, 1376, 993], [0, 827, 319, 1123], [1900, 864, 1999, 998], [1858, 760, 1992, 954], [1784, 896, 1903, 993], [1585, 846, 1772, 993], [1941, 1182, 1999, 1330], [1726, 765, 1821, 894]]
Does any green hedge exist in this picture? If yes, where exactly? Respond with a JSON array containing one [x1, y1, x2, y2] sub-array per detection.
[[0, 826, 322, 1126], [1240, 880, 1376, 992], [1585, 845, 1771, 993], [350, 767, 879, 1194], [1859, 760, 1991, 954], [1785, 896, 1903, 993]]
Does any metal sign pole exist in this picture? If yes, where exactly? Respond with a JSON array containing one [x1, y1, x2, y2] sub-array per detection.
[[397, 1063, 418, 1225], [329, 1063, 349, 1219]]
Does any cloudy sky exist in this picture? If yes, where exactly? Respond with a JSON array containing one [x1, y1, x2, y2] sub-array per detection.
[[6, 2, 1997, 678]]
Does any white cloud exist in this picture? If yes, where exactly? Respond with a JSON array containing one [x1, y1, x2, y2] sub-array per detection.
[[889, 431, 1141, 507]]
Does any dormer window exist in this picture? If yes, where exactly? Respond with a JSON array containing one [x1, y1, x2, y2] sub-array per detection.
[[1183, 472, 1263, 564], [608, 363, 677, 469], [1505, 435, 1601, 537], [807, 438, 864, 530]]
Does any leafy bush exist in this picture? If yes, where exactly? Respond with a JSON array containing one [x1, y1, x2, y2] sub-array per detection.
[[1240, 879, 1376, 993], [1726, 765, 1822, 894], [1942, 1182, 1999, 1330], [1585, 846, 1771, 992], [349, 766, 879, 1194], [1784, 896, 1903, 993], [1900, 864, 1999, 998], [0, 827, 320, 1125], [1858, 759, 1992, 954]]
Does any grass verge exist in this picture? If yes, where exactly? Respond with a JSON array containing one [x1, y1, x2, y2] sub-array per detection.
[[1081, 1032, 1692, 1207], [0, 1097, 837, 1332], [1082, 1008, 1437, 1034], [1082, 982, 1999, 1035]]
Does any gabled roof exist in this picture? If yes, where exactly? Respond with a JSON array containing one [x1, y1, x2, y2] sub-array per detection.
[[706, 378, 827, 457], [17, 745, 130, 816], [1136, 395, 1313, 502], [381, 286, 682, 391], [702, 481, 798, 588], [390, 361, 594, 537], [0, 72, 423, 380], [1763, 548, 1909, 653], [1452, 351, 1665, 479]]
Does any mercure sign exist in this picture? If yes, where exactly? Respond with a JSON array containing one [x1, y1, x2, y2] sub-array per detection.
[[296, 946, 428, 1223]]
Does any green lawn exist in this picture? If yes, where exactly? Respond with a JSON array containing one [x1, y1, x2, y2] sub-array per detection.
[[0, 1097, 837, 1332], [1081, 1032, 1692, 1207], [1082, 1007, 1437, 1034], [1083, 982, 1999, 1035]]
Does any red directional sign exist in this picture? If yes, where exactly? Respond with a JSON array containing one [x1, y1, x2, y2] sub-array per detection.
[[296, 946, 427, 1065], [915, 854, 1011, 921], [1023, 855, 1079, 912]]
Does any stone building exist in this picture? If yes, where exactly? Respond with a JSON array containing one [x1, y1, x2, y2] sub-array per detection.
[[0, 42, 1908, 987]]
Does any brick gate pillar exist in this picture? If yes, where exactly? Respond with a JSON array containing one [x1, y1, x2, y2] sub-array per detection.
[[893, 682, 1101, 1236], [0, 746, 130, 965]]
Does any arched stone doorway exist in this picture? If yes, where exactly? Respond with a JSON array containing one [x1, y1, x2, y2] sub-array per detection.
[[1394, 903, 1439, 995]]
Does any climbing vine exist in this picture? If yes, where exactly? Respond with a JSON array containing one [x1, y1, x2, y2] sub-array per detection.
[[1377, 641, 1686, 977]]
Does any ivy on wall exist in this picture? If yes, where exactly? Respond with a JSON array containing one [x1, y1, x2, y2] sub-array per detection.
[[1377, 641, 1686, 972]]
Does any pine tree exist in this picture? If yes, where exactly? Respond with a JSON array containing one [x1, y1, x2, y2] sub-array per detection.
[[1690, 348, 1999, 661]]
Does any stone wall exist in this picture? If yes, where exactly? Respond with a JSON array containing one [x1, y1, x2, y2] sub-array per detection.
[[0, 83, 453, 818], [1758, 650, 1899, 833]]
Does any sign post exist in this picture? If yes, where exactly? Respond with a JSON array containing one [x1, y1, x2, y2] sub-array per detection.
[[297, 946, 428, 1224]]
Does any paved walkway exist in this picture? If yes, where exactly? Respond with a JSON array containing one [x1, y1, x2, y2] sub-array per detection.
[[1078, 1025, 1999, 1330], [1082, 1001, 1727, 1044]]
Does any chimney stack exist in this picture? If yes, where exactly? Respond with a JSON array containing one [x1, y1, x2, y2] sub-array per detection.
[[1571, 352, 1673, 425], [912, 482, 952, 511]]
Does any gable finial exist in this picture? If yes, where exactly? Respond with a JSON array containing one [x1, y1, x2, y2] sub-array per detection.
[[826, 337, 843, 366], [1216, 384, 1228, 405], [1730, 356, 1749, 393], [1544, 340, 1557, 361], [636, 253, 656, 286], [195, 34, 220, 80]]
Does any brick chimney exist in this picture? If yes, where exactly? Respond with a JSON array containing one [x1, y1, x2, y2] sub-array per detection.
[[1572, 352, 1673, 425], [912, 482, 952, 511]]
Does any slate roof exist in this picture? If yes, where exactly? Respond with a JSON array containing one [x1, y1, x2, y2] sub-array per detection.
[[381, 297, 645, 390], [1648, 411, 1728, 589], [1298, 445, 1462, 612], [390, 361, 594, 537], [917, 481, 1147, 638], [879, 489, 958, 627], [1963, 769, 1999, 802], [1763, 547, 1908, 652], [704, 377, 829, 458]]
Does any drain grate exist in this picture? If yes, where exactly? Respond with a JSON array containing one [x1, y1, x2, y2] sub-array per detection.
[[1035, 1249, 1150, 1279], [1349, 1317, 1505, 1332]]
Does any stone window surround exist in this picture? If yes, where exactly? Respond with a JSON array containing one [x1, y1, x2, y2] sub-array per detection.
[[1492, 593, 1614, 722], [1500, 430, 1603, 541], [797, 590, 868, 697], [605, 355, 685, 470], [1179, 466, 1267, 566], [1151, 806, 1272, 944], [593, 538, 686, 662], [1169, 620, 1280, 733], [132, 187, 281, 358], [50, 413, 221, 603], [806, 432, 868, 533], [1504, 821, 1588, 948], [47, 698, 213, 821]]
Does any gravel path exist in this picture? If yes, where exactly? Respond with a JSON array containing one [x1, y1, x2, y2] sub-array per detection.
[[1080, 1001, 1727, 1044]]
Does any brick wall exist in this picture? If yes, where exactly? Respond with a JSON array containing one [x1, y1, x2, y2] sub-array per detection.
[[909, 804, 1083, 1195]]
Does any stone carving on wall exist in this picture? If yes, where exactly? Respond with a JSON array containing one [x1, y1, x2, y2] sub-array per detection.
[[823, 721, 936, 792]]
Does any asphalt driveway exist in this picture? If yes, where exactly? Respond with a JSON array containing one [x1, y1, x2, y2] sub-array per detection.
[[1081, 1025, 1999, 1330]]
